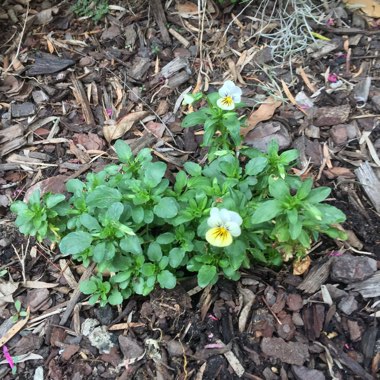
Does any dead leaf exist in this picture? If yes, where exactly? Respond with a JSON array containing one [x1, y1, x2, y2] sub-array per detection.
[[293, 256, 311, 276], [175, 1, 199, 17], [324, 167, 355, 179], [23, 281, 59, 289], [146, 121, 165, 138], [281, 80, 308, 115], [343, 0, 380, 17], [0, 307, 30, 346], [0, 282, 18, 306], [241, 97, 282, 136], [103, 111, 149, 143]]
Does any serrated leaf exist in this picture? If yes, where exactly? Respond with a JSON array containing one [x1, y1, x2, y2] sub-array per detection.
[[60, 231, 93, 255]]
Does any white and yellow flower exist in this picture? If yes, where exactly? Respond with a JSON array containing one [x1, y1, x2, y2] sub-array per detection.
[[205, 208, 242, 247], [216, 81, 242, 111]]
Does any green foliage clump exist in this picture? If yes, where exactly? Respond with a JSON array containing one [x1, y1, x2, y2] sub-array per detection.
[[11, 140, 346, 306], [71, 0, 109, 22]]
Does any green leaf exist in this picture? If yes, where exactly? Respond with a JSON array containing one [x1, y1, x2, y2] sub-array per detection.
[[315, 204, 346, 224], [128, 206, 142, 224], [157, 233, 176, 244], [245, 157, 268, 176], [157, 270, 176, 289], [174, 171, 187, 193], [45, 194, 66, 208], [306, 187, 331, 203], [10, 201, 28, 215], [141, 263, 156, 277], [153, 197, 179, 218], [289, 219, 303, 240], [114, 140, 133, 163], [181, 109, 208, 128], [287, 209, 298, 225], [224, 115, 241, 146], [106, 202, 124, 221], [60, 231, 93, 255], [147, 242, 162, 262], [112, 271, 131, 283], [251, 200, 283, 224], [280, 149, 298, 164], [66, 179, 85, 193], [184, 162, 202, 177], [198, 265, 217, 288], [207, 92, 220, 107], [169, 247, 185, 268], [93, 242, 106, 263], [269, 177, 289, 200], [143, 162, 167, 188], [120, 235, 142, 255], [86, 186, 122, 208], [108, 289, 123, 305], [296, 178, 313, 200], [80, 213, 101, 232], [80, 279, 98, 294], [159, 256, 169, 270]]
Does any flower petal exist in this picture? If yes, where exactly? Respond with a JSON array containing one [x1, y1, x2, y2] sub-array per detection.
[[225, 221, 241, 237], [231, 87, 242, 103], [216, 97, 235, 111], [227, 210, 243, 226], [207, 207, 222, 227], [206, 227, 233, 247]]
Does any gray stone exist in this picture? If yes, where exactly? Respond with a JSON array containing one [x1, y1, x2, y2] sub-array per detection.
[[94, 305, 115, 325], [331, 254, 377, 284], [118, 336, 144, 360], [32, 90, 49, 104], [338, 295, 359, 315], [11, 102, 35, 117], [292, 365, 325, 380], [261, 337, 309, 365]]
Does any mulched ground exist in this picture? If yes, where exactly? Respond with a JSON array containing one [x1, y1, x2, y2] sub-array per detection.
[[0, 0, 380, 379]]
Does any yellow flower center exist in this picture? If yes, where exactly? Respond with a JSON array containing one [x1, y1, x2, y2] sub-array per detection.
[[206, 226, 233, 247], [221, 96, 233, 107]]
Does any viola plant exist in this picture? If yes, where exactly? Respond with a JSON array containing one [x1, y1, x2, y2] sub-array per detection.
[[11, 140, 347, 306], [182, 80, 245, 159]]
